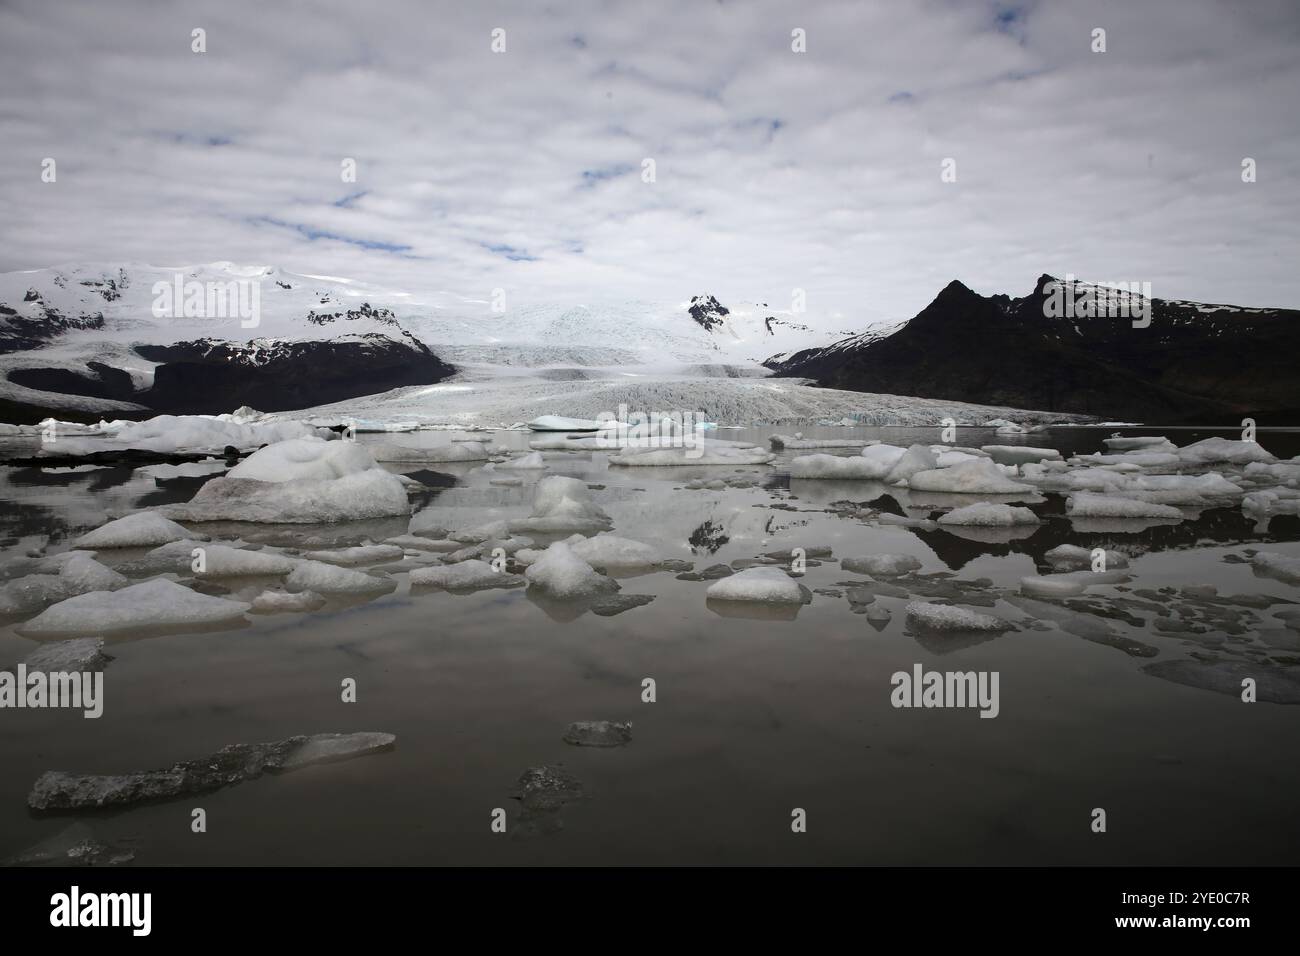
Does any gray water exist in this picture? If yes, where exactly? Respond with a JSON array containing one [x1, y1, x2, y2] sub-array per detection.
[[1, 425, 1299, 865]]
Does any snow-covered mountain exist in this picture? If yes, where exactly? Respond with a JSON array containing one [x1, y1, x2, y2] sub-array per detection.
[[0, 262, 844, 421]]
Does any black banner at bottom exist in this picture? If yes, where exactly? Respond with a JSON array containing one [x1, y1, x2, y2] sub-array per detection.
[[0, 866, 1285, 940]]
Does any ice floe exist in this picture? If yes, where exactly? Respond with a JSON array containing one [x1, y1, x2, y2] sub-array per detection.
[[73, 512, 199, 549], [18, 579, 251, 636], [841, 554, 922, 577], [28, 732, 397, 810], [507, 476, 613, 533], [937, 503, 1039, 527], [1065, 492, 1183, 519], [368, 441, 490, 462], [409, 560, 525, 590], [905, 602, 1009, 631], [524, 541, 619, 599], [285, 560, 396, 595], [705, 566, 806, 604], [905, 458, 1034, 495]]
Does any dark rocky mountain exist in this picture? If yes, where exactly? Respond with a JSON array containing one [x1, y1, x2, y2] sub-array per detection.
[[688, 295, 729, 331], [766, 275, 1300, 423]]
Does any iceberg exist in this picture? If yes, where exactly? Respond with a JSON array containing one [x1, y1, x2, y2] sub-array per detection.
[[508, 476, 613, 533], [409, 560, 525, 590], [18, 579, 251, 636], [905, 458, 1034, 494], [905, 602, 1008, 631], [524, 541, 619, 600], [705, 567, 806, 604], [368, 441, 490, 462], [285, 561, 396, 595], [937, 503, 1039, 527], [1065, 493, 1183, 519], [73, 512, 199, 549], [167, 470, 411, 523]]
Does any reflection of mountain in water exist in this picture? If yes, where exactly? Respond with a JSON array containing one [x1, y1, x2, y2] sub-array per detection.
[[688, 519, 730, 555]]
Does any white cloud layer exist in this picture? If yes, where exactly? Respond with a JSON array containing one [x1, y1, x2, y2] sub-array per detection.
[[2, 0, 1297, 327]]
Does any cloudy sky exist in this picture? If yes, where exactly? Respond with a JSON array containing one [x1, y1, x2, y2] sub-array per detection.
[[2, 0, 1298, 327]]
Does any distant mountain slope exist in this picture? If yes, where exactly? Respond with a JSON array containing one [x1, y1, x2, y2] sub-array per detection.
[[766, 275, 1300, 423], [0, 264, 844, 421]]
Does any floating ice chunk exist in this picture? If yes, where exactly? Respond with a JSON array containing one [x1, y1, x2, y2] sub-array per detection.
[[558, 533, 662, 569], [1071, 451, 1182, 467], [563, 720, 633, 747], [508, 476, 612, 533], [28, 732, 397, 810], [1126, 473, 1244, 504], [934, 449, 984, 468], [19, 579, 250, 636], [1249, 551, 1300, 585], [250, 589, 326, 613], [228, 438, 379, 482], [607, 445, 774, 466], [769, 435, 870, 450], [285, 560, 396, 595], [1028, 466, 1132, 493], [409, 560, 524, 590], [883, 444, 939, 484], [527, 415, 606, 432], [147, 541, 297, 576], [497, 451, 547, 470], [938, 503, 1039, 527], [905, 602, 1008, 631], [368, 441, 489, 462], [1020, 570, 1126, 598], [391, 537, 462, 554], [1066, 493, 1183, 519], [861, 443, 908, 468], [905, 458, 1034, 494], [38, 414, 324, 457], [1143, 660, 1300, 704], [1176, 437, 1275, 466], [1244, 460, 1300, 483], [407, 512, 449, 539], [706, 566, 805, 604], [789, 453, 891, 479], [1103, 436, 1176, 452], [524, 541, 619, 600], [302, 544, 405, 566], [167, 470, 411, 523], [22, 638, 112, 672], [53, 553, 129, 592], [73, 512, 199, 549], [1043, 544, 1128, 570], [841, 554, 922, 577], [994, 423, 1027, 435], [450, 520, 511, 543], [490, 476, 525, 486], [979, 445, 1063, 466]]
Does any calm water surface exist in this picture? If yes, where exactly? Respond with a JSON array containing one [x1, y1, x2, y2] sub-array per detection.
[[1, 425, 1298, 865]]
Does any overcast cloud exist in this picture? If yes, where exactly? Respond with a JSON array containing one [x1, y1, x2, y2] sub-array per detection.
[[2, 0, 1298, 327]]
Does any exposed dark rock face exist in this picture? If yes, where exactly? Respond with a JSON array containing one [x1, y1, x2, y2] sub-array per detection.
[[688, 294, 730, 331], [0, 306, 106, 353], [133, 333, 455, 414], [767, 276, 1300, 423]]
